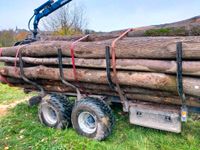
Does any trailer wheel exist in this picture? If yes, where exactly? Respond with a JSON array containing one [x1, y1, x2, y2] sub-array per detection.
[[71, 97, 115, 140], [38, 94, 73, 129]]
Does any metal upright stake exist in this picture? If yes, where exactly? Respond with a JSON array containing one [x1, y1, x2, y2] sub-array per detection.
[[176, 42, 188, 122], [109, 28, 132, 112], [105, 46, 115, 90], [57, 48, 81, 101], [19, 49, 45, 106]]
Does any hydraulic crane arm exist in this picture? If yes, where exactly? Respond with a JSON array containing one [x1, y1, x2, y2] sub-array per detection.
[[31, 0, 72, 38]]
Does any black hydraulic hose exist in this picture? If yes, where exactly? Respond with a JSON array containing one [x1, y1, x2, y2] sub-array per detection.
[[28, 14, 35, 33]]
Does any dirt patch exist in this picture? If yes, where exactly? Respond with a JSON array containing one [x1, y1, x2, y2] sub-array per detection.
[[0, 108, 7, 116], [0, 97, 31, 117]]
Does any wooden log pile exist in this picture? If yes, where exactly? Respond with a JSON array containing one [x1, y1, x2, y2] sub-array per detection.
[[1, 16, 200, 107]]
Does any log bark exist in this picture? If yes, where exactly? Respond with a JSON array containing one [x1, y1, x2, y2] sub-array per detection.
[[41, 15, 200, 42], [126, 94, 200, 107], [3, 77, 177, 97], [1, 57, 200, 76], [2, 37, 200, 59], [1, 66, 200, 97], [11, 83, 200, 107]]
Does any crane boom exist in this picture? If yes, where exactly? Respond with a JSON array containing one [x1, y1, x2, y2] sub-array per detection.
[[32, 0, 72, 38]]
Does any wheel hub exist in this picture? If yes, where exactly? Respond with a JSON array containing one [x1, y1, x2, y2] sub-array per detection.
[[78, 112, 97, 134], [42, 105, 58, 125]]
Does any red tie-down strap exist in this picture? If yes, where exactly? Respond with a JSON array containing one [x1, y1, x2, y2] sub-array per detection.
[[14, 46, 25, 73], [70, 34, 89, 95], [0, 48, 12, 86], [111, 28, 133, 110], [70, 34, 89, 81]]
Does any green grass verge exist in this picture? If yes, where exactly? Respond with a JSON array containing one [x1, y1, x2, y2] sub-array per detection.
[[0, 82, 200, 150], [0, 103, 200, 150], [0, 84, 28, 105]]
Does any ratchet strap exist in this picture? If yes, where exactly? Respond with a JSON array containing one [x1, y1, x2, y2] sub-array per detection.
[[14, 46, 26, 73], [70, 34, 89, 94], [14, 47, 21, 73], [70, 34, 89, 81], [111, 28, 132, 111]]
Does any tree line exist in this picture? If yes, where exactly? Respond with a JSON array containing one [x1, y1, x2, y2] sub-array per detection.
[[0, 3, 88, 47], [0, 29, 29, 47]]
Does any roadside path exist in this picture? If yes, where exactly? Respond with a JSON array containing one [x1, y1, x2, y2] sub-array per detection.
[[0, 97, 31, 117]]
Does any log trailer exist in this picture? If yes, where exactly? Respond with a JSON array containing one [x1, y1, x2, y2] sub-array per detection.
[[9, 0, 200, 141]]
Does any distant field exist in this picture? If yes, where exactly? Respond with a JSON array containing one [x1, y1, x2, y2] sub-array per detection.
[[0, 85, 200, 150]]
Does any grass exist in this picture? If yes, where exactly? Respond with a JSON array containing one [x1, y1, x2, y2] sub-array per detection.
[[144, 27, 186, 36], [0, 86, 200, 150], [0, 83, 28, 105]]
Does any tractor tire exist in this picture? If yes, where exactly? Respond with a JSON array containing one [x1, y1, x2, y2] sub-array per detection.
[[38, 94, 74, 129], [71, 97, 115, 141]]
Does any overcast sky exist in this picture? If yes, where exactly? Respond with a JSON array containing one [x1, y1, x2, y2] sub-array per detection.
[[0, 0, 200, 32]]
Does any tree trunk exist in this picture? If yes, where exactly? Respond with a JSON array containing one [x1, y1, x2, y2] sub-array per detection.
[[11, 83, 200, 107], [1, 66, 200, 97], [1, 57, 200, 76], [2, 37, 200, 59], [4, 77, 177, 97]]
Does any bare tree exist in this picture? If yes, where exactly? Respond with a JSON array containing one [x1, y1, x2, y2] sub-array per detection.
[[42, 3, 88, 36]]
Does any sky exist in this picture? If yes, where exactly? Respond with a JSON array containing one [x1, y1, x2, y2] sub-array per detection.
[[0, 0, 200, 32]]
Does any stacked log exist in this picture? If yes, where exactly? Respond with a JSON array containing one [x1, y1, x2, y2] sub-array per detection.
[[1, 16, 200, 107]]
